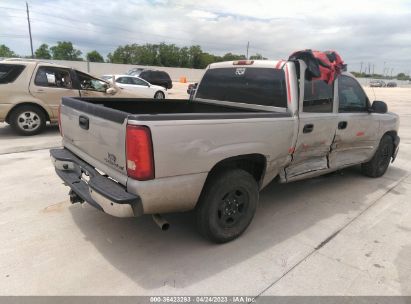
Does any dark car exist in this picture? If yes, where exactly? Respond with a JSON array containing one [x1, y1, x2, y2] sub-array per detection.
[[139, 70, 172, 89], [127, 67, 145, 76], [387, 82, 397, 87]]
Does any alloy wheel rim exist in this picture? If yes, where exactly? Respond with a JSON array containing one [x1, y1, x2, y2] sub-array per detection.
[[17, 111, 40, 131]]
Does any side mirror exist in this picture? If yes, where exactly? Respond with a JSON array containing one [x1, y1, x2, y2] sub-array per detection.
[[106, 87, 117, 95], [371, 100, 388, 114]]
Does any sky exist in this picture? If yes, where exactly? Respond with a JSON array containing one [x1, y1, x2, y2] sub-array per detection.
[[0, 0, 410, 74]]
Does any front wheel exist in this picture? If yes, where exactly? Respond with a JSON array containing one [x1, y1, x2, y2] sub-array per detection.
[[154, 91, 165, 99], [361, 135, 393, 177], [195, 169, 259, 243], [9, 105, 46, 136]]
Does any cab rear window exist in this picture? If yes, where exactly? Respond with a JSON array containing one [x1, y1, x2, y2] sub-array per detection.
[[0, 64, 25, 84], [196, 67, 287, 107]]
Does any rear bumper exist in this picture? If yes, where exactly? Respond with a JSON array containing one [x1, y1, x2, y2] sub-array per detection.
[[50, 148, 142, 217]]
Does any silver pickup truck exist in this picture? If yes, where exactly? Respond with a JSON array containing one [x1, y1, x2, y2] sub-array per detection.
[[51, 59, 400, 243]]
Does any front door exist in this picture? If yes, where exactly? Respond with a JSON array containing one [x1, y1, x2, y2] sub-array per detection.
[[29, 65, 80, 119], [329, 75, 380, 168], [286, 78, 338, 179], [75, 70, 111, 98]]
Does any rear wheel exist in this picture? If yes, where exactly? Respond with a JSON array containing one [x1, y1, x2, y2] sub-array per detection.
[[361, 135, 393, 177], [154, 91, 165, 99], [195, 169, 259, 243], [9, 105, 46, 136]]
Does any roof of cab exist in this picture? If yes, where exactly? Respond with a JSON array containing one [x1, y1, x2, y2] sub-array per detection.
[[208, 60, 285, 69]]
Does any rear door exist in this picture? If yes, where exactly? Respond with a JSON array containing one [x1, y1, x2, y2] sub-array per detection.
[[329, 75, 380, 168], [29, 65, 80, 118], [286, 78, 338, 178]]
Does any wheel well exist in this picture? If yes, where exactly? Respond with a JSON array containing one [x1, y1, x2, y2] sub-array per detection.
[[5, 103, 50, 123], [384, 130, 397, 141], [206, 154, 267, 187]]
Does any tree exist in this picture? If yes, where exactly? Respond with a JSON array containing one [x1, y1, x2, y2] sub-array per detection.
[[35, 43, 51, 59], [250, 53, 267, 60], [50, 41, 82, 61], [188, 45, 203, 68], [396, 72, 410, 81], [107, 44, 137, 64], [105, 43, 266, 68], [222, 52, 246, 61], [158, 43, 180, 67], [86, 50, 104, 62], [0, 44, 17, 57]]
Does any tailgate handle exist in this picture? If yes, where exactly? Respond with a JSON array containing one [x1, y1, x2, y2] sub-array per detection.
[[79, 115, 89, 130]]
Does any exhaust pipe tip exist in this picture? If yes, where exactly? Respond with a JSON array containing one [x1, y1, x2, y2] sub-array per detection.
[[152, 214, 169, 231], [161, 222, 170, 231]]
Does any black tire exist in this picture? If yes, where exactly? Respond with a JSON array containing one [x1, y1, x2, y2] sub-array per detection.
[[195, 169, 259, 243], [154, 91, 165, 99], [361, 135, 393, 177], [9, 105, 46, 136]]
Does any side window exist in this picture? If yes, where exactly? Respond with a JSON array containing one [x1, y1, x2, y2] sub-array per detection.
[[34, 66, 72, 89], [116, 77, 126, 84], [338, 76, 368, 112], [77, 72, 107, 92], [131, 78, 149, 86], [0, 64, 25, 84], [123, 77, 133, 84], [303, 79, 333, 113]]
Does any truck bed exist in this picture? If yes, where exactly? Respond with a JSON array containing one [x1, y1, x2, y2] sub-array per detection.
[[62, 97, 290, 123]]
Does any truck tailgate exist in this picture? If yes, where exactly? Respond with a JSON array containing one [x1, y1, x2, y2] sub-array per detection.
[[60, 98, 128, 185]]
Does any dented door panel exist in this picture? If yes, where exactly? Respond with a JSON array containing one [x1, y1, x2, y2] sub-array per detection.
[[285, 113, 338, 178], [329, 113, 380, 167]]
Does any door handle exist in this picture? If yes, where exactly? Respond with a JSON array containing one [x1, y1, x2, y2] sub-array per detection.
[[303, 123, 314, 133], [338, 121, 348, 129], [79, 115, 89, 130], [35, 89, 45, 93]]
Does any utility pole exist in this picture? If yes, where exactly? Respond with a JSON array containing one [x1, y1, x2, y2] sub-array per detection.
[[26, 2, 34, 58], [372, 64, 375, 75], [246, 41, 249, 59], [360, 62, 363, 74]]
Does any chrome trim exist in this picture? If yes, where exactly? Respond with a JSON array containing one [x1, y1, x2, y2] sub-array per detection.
[[90, 189, 135, 218]]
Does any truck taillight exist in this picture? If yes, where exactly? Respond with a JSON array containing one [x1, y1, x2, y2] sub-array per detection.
[[126, 125, 154, 181], [233, 60, 254, 65], [58, 104, 63, 136]]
